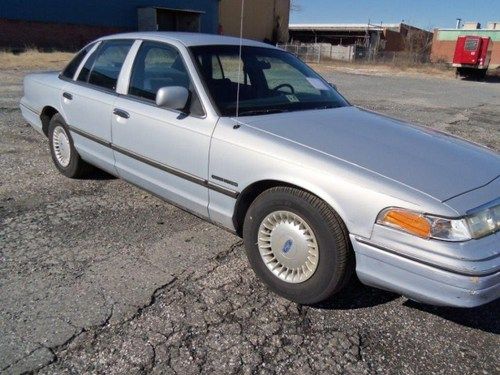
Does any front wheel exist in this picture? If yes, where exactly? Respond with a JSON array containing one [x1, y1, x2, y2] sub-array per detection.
[[48, 114, 92, 178], [243, 187, 354, 305]]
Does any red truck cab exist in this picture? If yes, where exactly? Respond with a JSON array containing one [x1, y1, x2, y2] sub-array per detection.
[[452, 35, 492, 79]]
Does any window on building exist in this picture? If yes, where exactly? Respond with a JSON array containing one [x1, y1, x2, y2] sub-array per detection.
[[138, 8, 201, 32]]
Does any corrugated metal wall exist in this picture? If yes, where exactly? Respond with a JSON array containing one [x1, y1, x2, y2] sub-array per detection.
[[0, 0, 219, 33]]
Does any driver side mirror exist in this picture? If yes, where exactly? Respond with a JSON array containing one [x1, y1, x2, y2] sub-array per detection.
[[156, 86, 189, 111]]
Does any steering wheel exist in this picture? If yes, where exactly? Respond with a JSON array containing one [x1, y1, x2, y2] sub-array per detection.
[[272, 83, 295, 94]]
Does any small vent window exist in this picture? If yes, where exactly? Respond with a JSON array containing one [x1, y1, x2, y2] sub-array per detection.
[[465, 39, 479, 51], [61, 44, 94, 79]]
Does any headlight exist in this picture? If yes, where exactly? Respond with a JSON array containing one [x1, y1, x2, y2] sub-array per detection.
[[467, 205, 499, 238], [377, 205, 500, 242]]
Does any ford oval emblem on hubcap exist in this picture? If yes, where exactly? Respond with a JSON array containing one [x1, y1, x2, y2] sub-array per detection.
[[282, 239, 293, 253]]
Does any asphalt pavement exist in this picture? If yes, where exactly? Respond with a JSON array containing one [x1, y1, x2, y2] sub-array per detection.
[[1, 67, 499, 374]]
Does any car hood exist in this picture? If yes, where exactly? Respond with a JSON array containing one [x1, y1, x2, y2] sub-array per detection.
[[239, 106, 500, 202]]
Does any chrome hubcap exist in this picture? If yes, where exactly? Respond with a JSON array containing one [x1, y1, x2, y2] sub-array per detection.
[[258, 210, 319, 284], [52, 126, 71, 167]]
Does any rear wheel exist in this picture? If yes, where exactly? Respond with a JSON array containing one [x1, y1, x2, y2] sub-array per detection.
[[456, 67, 487, 80], [48, 114, 92, 178], [243, 186, 354, 305], [476, 69, 487, 80]]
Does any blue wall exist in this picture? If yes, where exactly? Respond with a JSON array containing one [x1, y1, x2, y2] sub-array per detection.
[[0, 0, 219, 33]]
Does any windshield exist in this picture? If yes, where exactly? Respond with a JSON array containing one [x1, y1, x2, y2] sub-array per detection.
[[190, 45, 349, 116]]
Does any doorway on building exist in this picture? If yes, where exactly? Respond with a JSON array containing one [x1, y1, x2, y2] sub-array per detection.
[[138, 7, 201, 32]]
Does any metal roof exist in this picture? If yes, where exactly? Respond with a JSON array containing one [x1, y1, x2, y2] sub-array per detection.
[[98, 32, 275, 48], [289, 23, 402, 31], [437, 28, 500, 32]]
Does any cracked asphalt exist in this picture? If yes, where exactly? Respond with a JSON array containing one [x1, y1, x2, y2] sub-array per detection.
[[1, 67, 499, 374]]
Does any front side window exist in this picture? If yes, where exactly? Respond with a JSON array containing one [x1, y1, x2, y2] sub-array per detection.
[[61, 43, 94, 79], [77, 40, 133, 90], [190, 45, 349, 116], [128, 41, 190, 100]]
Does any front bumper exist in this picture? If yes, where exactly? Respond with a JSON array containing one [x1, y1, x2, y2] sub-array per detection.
[[452, 63, 489, 69], [351, 229, 500, 308]]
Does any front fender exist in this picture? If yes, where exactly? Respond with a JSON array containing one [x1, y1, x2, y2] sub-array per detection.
[[208, 118, 458, 238]]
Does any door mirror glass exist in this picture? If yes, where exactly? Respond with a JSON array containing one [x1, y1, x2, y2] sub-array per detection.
[[156, 86, 189, 110]]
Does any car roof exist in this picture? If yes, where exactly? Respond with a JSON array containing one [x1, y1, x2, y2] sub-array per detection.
[[98, 32, 278, 49]]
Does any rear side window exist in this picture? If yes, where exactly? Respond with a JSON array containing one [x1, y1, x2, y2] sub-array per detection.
[[61, 44, 93, 79], [78, 40, 133, 90]]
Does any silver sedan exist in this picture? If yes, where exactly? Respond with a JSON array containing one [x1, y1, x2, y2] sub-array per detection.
[[20, 32, 500, 307]]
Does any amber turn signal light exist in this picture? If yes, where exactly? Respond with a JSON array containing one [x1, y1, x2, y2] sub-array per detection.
[[378, 209, 431, 238]]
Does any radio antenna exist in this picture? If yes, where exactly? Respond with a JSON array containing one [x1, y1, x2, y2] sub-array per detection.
[[235, 0, 245, 121]]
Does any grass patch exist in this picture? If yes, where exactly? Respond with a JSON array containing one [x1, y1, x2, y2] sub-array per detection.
[[0, 49, 73, 70], [311, 59, 456, 79]]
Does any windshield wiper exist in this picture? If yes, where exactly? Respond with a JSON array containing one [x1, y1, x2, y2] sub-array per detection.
[[311, 104, 337, 110], [236, 108, 289, 116]]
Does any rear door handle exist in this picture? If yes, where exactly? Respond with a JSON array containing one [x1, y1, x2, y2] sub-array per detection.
[[113, 108, 130, 119], [62, 92, 73, 100]]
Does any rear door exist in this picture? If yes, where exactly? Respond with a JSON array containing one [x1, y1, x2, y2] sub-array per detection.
[[111, 40, 215, 217], [61, 39, 134, 174], [463, 36, 482, 65]]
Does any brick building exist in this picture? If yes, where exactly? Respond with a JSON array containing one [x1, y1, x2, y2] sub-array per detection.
[[431, 23, 500, 69], [289, 23, 432, 52]]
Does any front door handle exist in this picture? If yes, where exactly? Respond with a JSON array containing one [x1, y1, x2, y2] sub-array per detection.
[[62, 92, 73, 100], [113, 108, 130, 119]]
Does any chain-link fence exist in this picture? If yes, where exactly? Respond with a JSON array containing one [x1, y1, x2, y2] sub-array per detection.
[[367, 51, 431, 64], [277, 44, 321, 63], [277, 43, 430, 66], [277, 43, 365, 63]]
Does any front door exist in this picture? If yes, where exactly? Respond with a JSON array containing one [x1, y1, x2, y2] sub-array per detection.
[[111, 41, 214, 217]]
